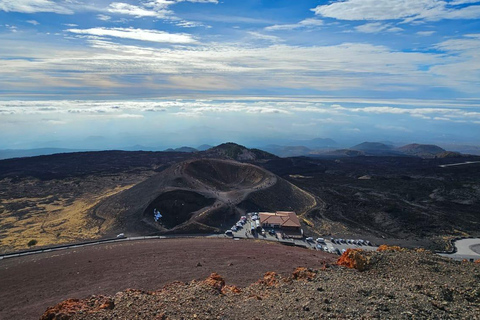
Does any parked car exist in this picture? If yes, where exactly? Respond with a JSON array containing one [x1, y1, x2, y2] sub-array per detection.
[[305, 237, 314, 242], [316, 238, 325, 244], [231, 226, 238, 231], [116, 233, 125, 239], [225, 230, 233, 236]]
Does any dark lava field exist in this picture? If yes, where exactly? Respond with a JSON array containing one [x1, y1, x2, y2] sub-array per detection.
[[1, 143, 480, 252]]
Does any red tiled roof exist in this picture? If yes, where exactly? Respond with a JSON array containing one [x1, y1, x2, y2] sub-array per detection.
[[259, 211, 301, 228]]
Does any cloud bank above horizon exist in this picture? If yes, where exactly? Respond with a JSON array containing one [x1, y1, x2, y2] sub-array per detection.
[[0, 0, 479, 148]]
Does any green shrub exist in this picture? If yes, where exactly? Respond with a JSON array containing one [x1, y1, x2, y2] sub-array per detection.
[[27, 239, 38, 247]]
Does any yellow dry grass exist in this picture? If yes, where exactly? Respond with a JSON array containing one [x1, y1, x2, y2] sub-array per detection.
[[0, 185, 133, 252]]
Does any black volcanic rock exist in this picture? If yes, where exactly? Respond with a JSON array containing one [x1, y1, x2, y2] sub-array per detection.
[[346, 142, 404, 156], [319, 149, 365, 157]]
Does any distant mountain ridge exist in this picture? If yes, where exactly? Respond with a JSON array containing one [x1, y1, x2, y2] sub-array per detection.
[[314, 142, 461, 159], [351, 142, 394, 151], [0, 148, 91, 160], [204, 142, 277, 161], [164, 146, 198, 153], [397, 143, 446, 158], [0, 141, 471, 162]]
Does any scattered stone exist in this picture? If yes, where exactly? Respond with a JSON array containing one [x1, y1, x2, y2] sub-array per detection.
[[39, 250, 480, 320], [336, 249, 370, 271]]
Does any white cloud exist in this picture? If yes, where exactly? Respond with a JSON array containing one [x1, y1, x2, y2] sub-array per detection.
[[428, 35, 480, 92], [2, 31, 480, 96], [375, 124, 411, 132], [0, 0, 73, 14], [117, 113, 144, 118], [26, 20, 40, 26], [105, 0, 218, 20], [312, 0, 480, 22], [1, 99, 479, 129], [417, 30, 436, 36], [334, 105, 480, 122], [66, 27, 197, 44], [247, 31, 283, 43], [355, 22, 403, 33], [44, 119, 67, 125], [449, 0, 480, 4], [97, 14, 111, 21], [175, 20, 210, 28], [107, 2, 170, 18], [5, 24, 18, 32], [265, 18, 323, 31]]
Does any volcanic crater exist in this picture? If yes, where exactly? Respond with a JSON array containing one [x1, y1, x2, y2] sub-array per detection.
[[89, 159, 316, 236]]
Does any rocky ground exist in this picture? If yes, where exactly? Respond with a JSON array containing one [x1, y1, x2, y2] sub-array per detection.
[[41, 247, 480, 320], [0, 238, 334, 320]]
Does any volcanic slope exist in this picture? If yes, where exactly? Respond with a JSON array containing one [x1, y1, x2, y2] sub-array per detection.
[[89, 159, 317, 236]]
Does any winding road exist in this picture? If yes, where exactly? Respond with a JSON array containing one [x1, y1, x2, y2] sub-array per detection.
[[438, 238, 480, 261]]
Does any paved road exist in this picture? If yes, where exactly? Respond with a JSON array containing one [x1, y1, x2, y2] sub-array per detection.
[[0, 235, 219, 260], [439, 161, 480, 168], [438, 238, 480, 261]]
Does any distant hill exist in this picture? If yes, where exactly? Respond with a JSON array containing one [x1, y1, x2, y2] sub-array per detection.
[[351, 142, 394, 151], [436, 151, 463, 158], [310, 142, 466, 159], [0, 148, 89, 160], [262, 145, 312, 157], [397, 144, 446, 158], [346, 142, 404, 156], [205, 143, 277, 161], [317, 149, 365, 157], [197, 144, 213, 151], [290, 138, 337, 149], [439, 144, 480, 156], [164, 147, 198, 153], [262, 138, 337, 157]]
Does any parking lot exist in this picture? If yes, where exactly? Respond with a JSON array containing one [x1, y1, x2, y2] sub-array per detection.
[[224, 214, 378, 255]]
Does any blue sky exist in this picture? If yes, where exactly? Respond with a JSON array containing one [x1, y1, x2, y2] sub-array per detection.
[[1, 0, 480, 150]]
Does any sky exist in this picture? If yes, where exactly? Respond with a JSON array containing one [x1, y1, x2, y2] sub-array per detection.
[[1, 0, 480, 150]]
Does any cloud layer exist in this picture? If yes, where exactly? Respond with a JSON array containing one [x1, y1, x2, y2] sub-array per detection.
[[67, 27, 198, 44], [312, 0, 480, 22]]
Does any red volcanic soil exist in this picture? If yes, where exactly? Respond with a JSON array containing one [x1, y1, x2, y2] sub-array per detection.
[[0, 238, 334, 319]]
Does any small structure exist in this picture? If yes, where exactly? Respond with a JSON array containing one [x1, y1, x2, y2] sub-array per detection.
[[259, 211, 302, 238]]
